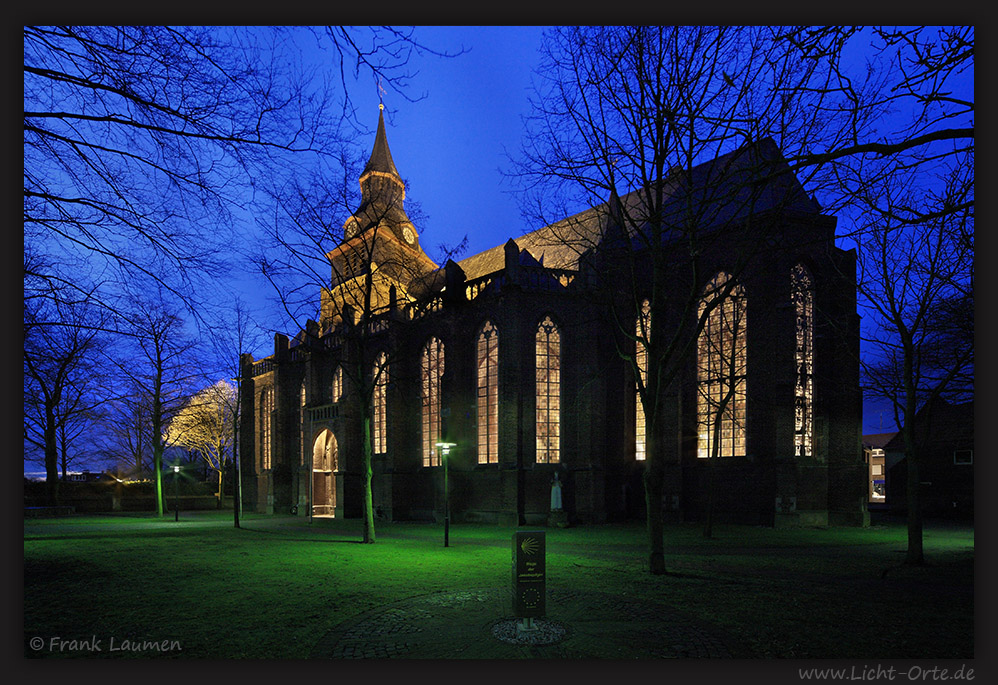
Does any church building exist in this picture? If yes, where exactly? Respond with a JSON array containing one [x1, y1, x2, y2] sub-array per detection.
[[238, 108, 869, 528]]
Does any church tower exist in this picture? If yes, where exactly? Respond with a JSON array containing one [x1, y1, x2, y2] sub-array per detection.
[[322, 107, 438, 329]]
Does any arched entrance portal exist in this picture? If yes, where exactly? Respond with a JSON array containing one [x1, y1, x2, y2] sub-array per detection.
[[312, 429, 337, 517]]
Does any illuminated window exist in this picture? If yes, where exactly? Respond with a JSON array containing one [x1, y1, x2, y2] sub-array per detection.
[[792, 263, 813, 457], [421, 337, 444, 467], [697, 273, 747, 458], [477, 321, 499, 464], [260, 387, 273, 470], [535, 316, 561, 464], [300, 382, 307, 466], [372, 352, 388, 455], [332, 365, 343, 403], [635, 300, 650, 461]]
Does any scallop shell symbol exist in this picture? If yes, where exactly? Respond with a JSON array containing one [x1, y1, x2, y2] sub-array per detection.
[[520, 537, 539, 556]]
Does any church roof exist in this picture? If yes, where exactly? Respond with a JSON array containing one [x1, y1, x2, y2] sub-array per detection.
[[458, 137, 820, 281], [362, 108, 401, 180], [458, 214, 599, 280]]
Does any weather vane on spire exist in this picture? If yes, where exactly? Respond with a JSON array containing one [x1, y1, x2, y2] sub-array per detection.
[[378, 78, 386, 111]]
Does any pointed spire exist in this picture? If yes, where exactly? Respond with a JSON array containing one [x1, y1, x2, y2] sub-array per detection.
[[362, 107, 401, 180]]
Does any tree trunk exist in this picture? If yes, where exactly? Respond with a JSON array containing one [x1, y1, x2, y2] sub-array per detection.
[[704, 391, 733, 538], [153, 449, 164, 516], [217, 464, 224, 509], [59, 423, 69, 481], [902, 395, 924, 565], [643, 427, 666, 574], [905, 449, 923, 564], [362, 414, 376, 543], [152, 414, 164, 516], [44, 405, 60, 506], [703, 452, 717, 538], [902, 337, 923, 565], [233, 379, 241, 528]]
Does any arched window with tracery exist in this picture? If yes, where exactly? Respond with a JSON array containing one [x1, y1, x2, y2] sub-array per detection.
[[331, 365, 343, 404], [477, 321, 499, 464], [421, 337, 444, 467], [635, 300, 650, 461], [535, 316, 561, 464], [696, 273, 747, 459], [792, 263, 814, 457], [259, 387, 273, 470], [372, 352, 388, 455]]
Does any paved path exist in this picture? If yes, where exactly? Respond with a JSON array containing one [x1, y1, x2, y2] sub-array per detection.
[[310, 588, 745, 659]]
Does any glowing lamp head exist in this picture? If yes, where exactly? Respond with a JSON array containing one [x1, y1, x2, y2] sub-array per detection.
[[172, 466, 181, 473], [435, 442, 457, 457]]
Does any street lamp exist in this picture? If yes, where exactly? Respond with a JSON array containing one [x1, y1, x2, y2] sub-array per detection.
[[435, 442, 457, 547], [173, 465, 181, 522]]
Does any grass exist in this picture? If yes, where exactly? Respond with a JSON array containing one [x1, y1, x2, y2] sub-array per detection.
[[23, 512, 974, 659]]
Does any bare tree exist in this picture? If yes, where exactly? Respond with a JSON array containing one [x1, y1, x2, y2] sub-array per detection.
[[775, 26, 974, 565], [203, 297, 268, 526], [778, 26, 973, 223], [108, 296, 201, 516], [24, 26, 453, 324], [23, 295, 103, 504], [97, 385, 153, 477], [164, 381, 237, 508], [853, 167, 973, 564], [510, 26, 856, 574]]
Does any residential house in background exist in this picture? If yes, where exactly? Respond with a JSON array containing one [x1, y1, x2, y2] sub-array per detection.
[[883, 398, 974, 519]]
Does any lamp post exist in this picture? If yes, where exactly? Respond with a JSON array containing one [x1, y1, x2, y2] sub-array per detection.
[[435, 442, 456, 547], [173, 465, 181, 522]]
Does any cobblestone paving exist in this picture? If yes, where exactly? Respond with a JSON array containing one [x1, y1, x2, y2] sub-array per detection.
[[310, 588, 745, 659]]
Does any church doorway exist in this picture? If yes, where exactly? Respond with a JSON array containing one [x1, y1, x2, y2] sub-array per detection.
[[312, 429, 337, 517]]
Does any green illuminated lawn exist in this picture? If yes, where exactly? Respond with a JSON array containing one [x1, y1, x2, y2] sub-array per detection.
[[23, 512, 973, 659]]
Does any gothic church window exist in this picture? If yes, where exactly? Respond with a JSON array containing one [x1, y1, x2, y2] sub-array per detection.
[[697, 273, 747, 458], [332, 365, 343, 404], [477, 321, 499, 465], [792, 263, 814, 457], [300, 382, 307, 466], [535, 316, 561, 464], [421, 338, 444, 467], [260, 387, 273, 470], [372, 352, 388, 455], [635, 300, 650, 461]]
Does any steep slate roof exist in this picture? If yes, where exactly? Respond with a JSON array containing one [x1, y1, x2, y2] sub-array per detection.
[[458, 137, 819, 281]]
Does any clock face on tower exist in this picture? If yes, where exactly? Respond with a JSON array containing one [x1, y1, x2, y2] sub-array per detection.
[[402, 226, 415, 244], [344, 217, 360, 239]]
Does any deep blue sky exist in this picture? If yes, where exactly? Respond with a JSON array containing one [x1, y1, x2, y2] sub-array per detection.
[[351, 26, 548, 262]]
